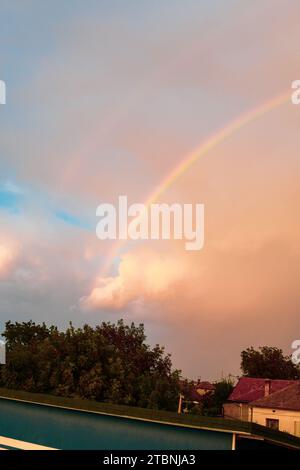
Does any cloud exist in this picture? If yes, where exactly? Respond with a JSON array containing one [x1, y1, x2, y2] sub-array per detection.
[[81, 249, 187, 312], [82, 229, 300, 328], [0, 240, 18, 278]]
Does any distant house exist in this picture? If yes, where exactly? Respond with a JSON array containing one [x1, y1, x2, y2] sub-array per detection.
[[179, 380, 215, 411], [223, 377, 297, 421], [249, 382, 300, 436], [194, 381, 215, 397]]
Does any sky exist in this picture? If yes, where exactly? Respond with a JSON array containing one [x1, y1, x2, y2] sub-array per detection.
[[0, 0, 300, 379]]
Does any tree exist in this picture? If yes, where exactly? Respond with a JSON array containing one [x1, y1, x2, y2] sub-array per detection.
[[201, 377, 234, 416], [1, 320, 181, 411], [241, 346, 300, 379]]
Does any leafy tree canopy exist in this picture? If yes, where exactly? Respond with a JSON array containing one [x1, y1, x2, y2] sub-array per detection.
[[1, 320, 180, 411], [241, 346, 300, 380]]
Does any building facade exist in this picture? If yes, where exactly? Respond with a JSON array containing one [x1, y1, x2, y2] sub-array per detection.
[[249, 382, 300, 436], [223, 377, 297, 422]]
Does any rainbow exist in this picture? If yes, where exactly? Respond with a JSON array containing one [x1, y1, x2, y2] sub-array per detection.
[[145, 91, 290, 206], [100, 90, 290, 275]]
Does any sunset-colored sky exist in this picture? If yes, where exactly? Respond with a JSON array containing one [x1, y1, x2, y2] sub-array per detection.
[[0, 0, 300, 379]]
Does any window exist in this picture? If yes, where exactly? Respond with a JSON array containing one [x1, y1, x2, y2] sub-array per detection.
[[266, 418, 279, 431]]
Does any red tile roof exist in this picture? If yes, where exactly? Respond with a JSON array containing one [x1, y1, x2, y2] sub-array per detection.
[[196, 381, 215, 391], [228, 377, 297, 403], [179, 380, 215, 402], [250, 382, 300, 411]]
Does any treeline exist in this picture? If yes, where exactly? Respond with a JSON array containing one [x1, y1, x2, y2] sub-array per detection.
[[1, 320, 180, 411]]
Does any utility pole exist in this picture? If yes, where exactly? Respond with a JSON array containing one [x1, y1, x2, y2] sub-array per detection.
[[178, 394, 184, 414]]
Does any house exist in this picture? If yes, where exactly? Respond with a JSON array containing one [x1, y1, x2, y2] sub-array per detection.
[[179, 379, 215, 402], [178, 380, 215, 412], [249, 382, 300, 436], [223, 377, 297, 421], [194, 381, 215, 397]]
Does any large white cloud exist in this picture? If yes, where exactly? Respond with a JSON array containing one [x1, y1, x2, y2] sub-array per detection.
[[82, 249, 187, 312]]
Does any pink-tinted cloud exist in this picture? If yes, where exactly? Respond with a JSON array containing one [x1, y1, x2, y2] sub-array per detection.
[[0, 240, 18, 278], [82, 248, 187, 312]]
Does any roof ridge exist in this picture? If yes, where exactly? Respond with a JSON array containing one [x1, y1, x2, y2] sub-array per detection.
[[250, 382, 300, 410]]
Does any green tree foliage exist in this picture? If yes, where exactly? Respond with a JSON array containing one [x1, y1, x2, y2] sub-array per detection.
[[201, 377, 234, 416], [241, 346, 300, 380], [179, 377, 234, 417], [1, 320, 180, 411]]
